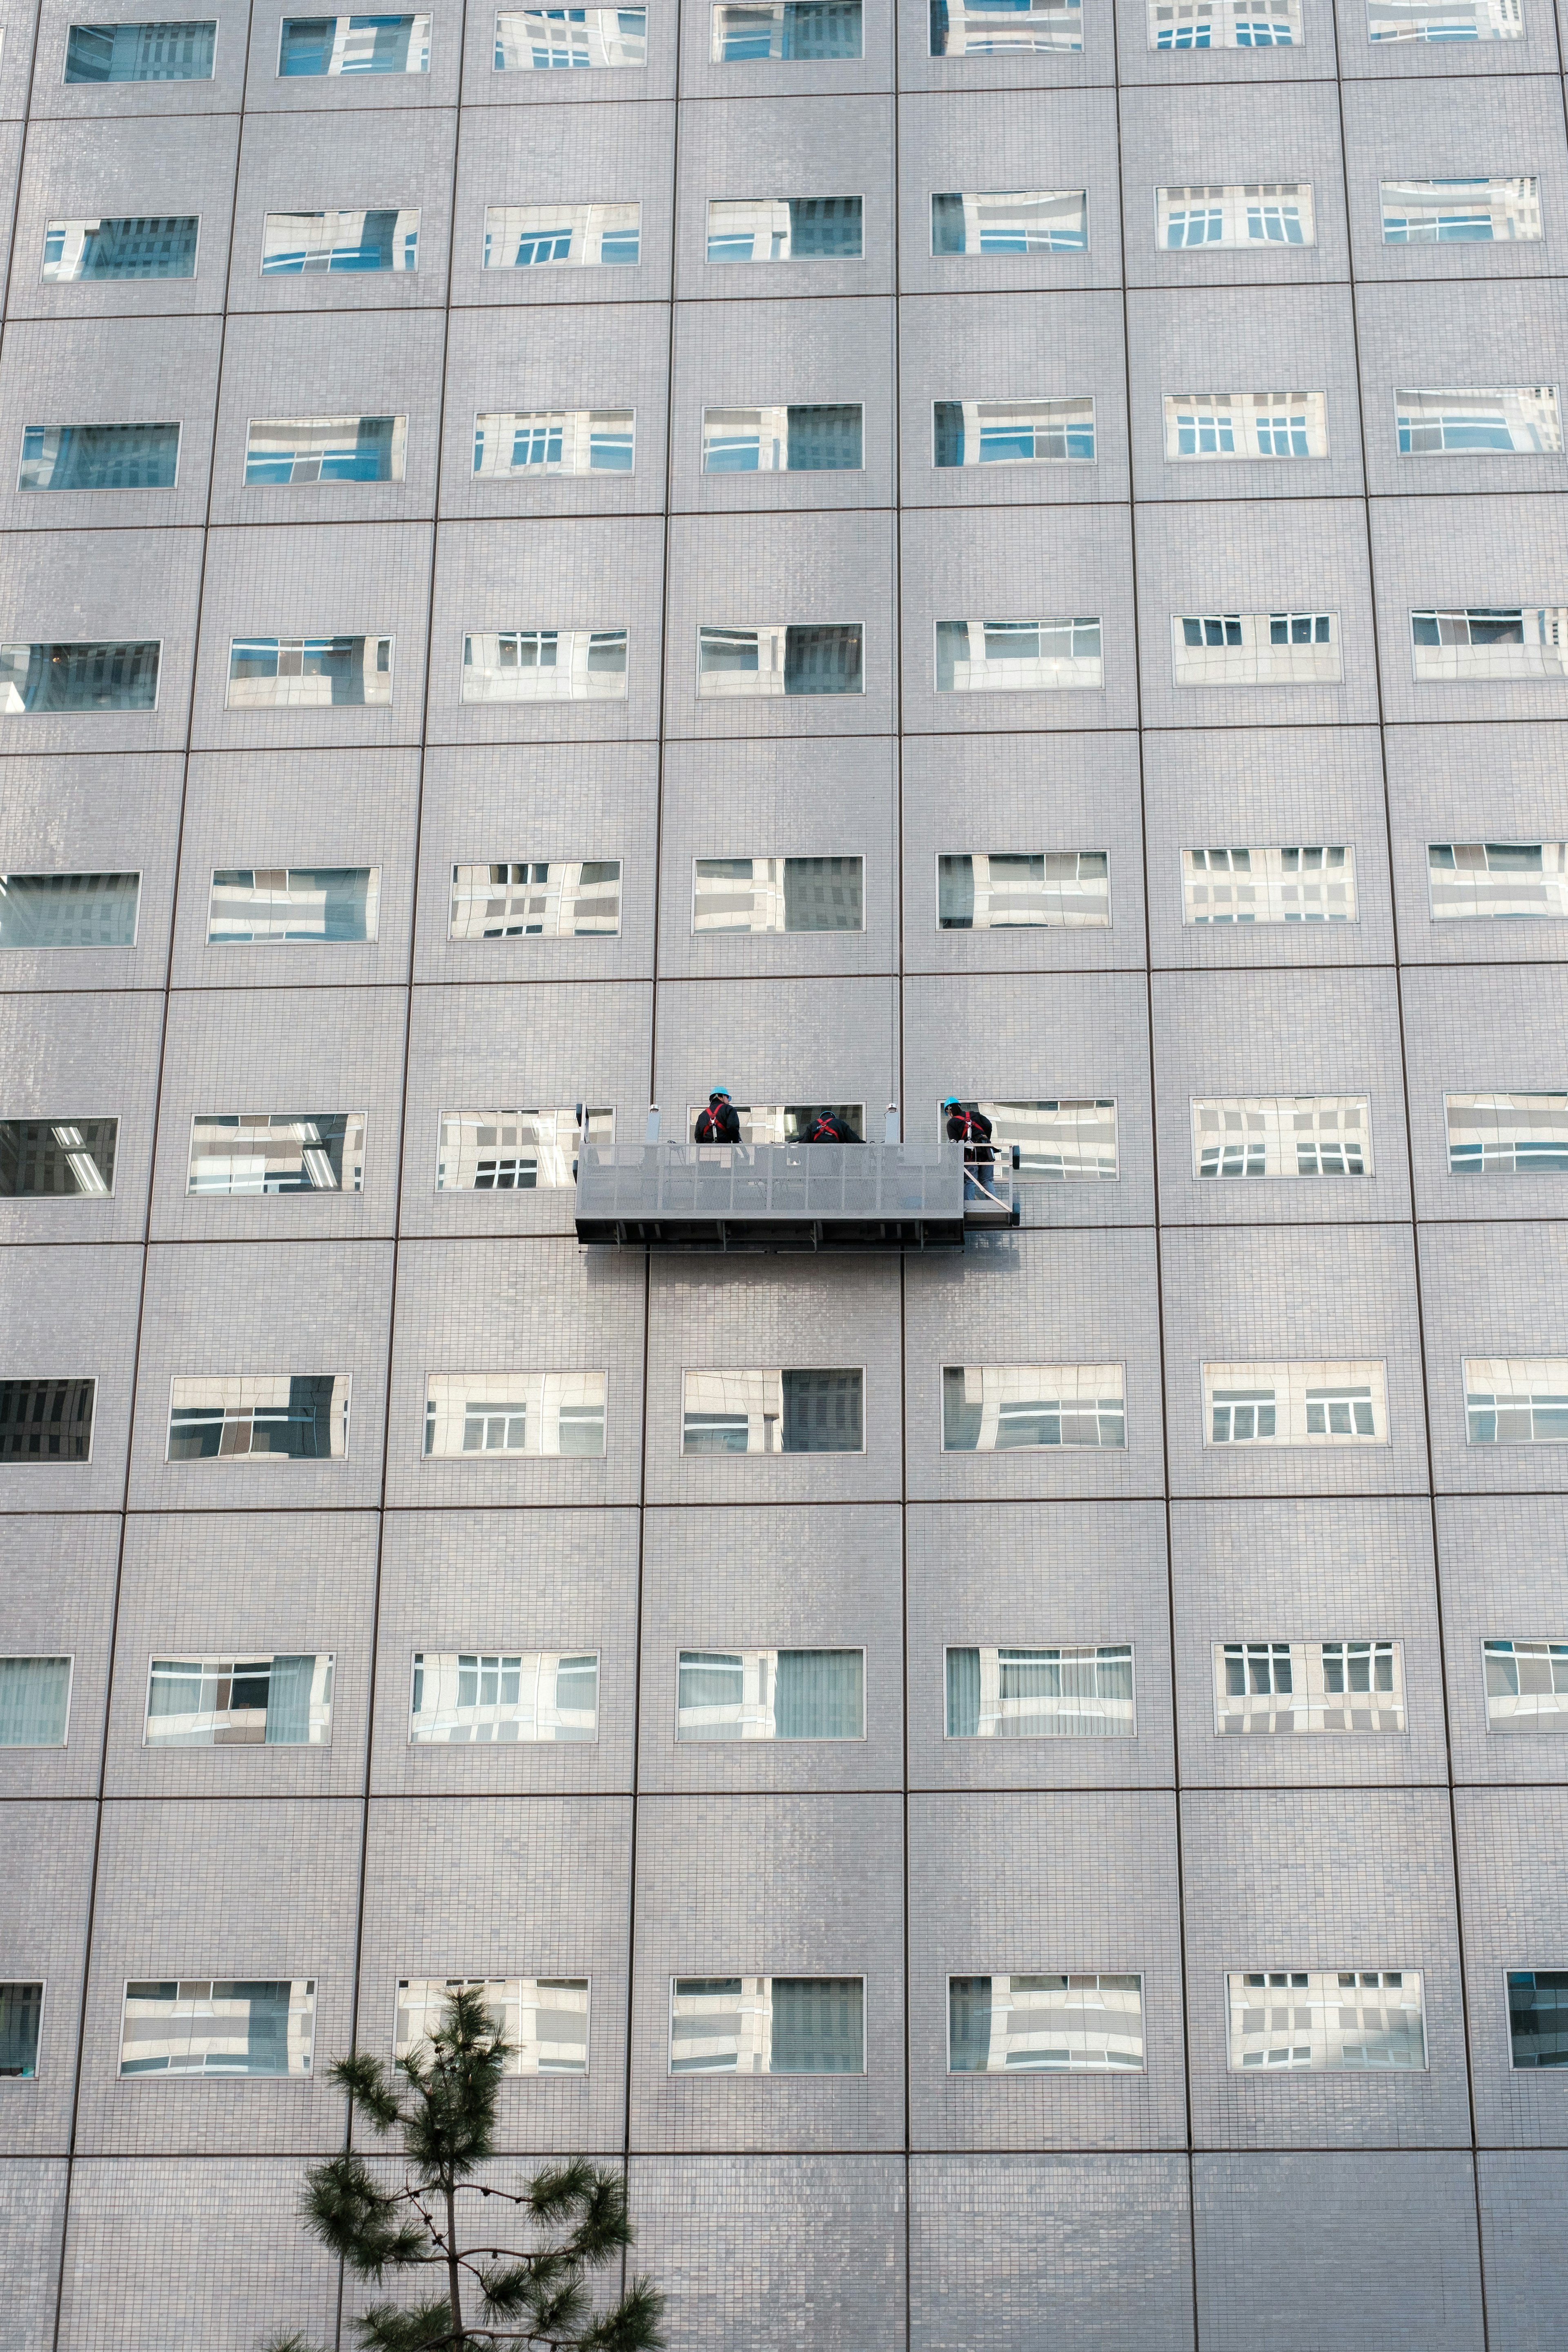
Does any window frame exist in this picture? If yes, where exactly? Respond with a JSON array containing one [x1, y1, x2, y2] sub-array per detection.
[[944, 1971, 1146, 2072], [0, 1655, 74, 1748], [679, 1365, 868, 1457], [673, 1644, 868, 1743], [17, 419, 183, 494]]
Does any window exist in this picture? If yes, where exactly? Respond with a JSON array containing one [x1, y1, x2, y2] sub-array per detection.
[[1428, 842, 1568, 921], [931, 190, 1087, 255], [483, 203, 640, 269], [145, 1654, 334, 1746], [473, 410, 634, 477], [701, 404, 863, 473], [261, 208, 420, 273], [0, 1657, 72, 1746], [705, 197, 862, 263], [395, 1978, 590, 2071], [1465, 1359, 1568, 1444], [681, 1368, 864, 1454], [226, 635, 391, 709], [1157, 184, 1313, 251], [0, 1379, 95, 1463], [0, 642, 160, 713], [1227, 1972, 1425, 2070], [187, 1112, 366, 1195], [1183, 845, 1355, 925], [436, 1107, 612, 1190], [42, 217, 198, 281], [207, 867, 379, 945], [423, 1372, 606, 1458], [0, 1119, 117, 1198], [167, 1376, 350, 1462], [938, 851, 1109, 930], [0, 871, 140, 948], [949, 1975, 1143, 2070], [244, 415, 405, 486], [713, 0, 862, 56], [462, 629, 627, 702], [1172, 613, 1339, 687], [682, 1102, 865, 1144], [1507, 1973, 1568, 2067], [1148, 0, 1300, 40], [1380, 179, 1539, 244], [676, 1649, 864, 1740], [942, 1365, 1125, 1451], [1483, 1638, 1568, 1733], [448, 860, 620, 939], [931, 0, 1082, 52], [670, 1977, 864, 2072], [496, 5, 646, 64], [932, 396, 1094, 467], [697, 622, 862, 696], [935, 618, 1102, 692], [20, 421, 180, 491], [1411, 609, 1568, 684], [409, 1651, 599, 1742], [1192, 1097, 1371, 1180], [1215, 1640, 1404, 1734], [1446, 1094, 1568, 1176], [0, 1984, 44, 2077], [1396, 388, 1561, 457], [692, 856, 863, 933], [1164, 392, 1327, 462], [1204, 1362, 1387, 1447], [278, 13, 430, 72], [119, 1980, 316, 2075], [1368, 0, 1520, 36], [65, 19, 216, 78], [945, 1644, 1134, 1737]]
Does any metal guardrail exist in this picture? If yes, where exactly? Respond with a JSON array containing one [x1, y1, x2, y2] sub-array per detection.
[[576, 1138, 1015, 1250]]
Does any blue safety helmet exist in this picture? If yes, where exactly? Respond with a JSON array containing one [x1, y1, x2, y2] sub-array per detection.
[[709, 1087, 732, 1100]]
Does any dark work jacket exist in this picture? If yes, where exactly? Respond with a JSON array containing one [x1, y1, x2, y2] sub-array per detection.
[[803, 1113, 861, 1143], [694, 1102, 742, 1143], [946, 1107, 994, 1163]]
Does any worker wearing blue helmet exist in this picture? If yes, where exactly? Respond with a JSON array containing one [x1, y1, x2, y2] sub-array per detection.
[[944, 1095, 994, 1200], [693, 1088, 742, 1144]]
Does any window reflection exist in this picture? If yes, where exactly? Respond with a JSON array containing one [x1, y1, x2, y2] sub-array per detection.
[[226, 636, 392, 708], [931, 189, 1086, 254], [1227, 1971, 1425, 2070], [706, 197, 862, 262], [1484, 1638, 1568, 1733], [933, 397, 1093, 466], [1507, 1972, 1568, 2067], [167, 1375, 351, 1462], [423, 1372, 606, 1457], [145, 1653, 334, 1745], [681, 1368, 864, 1453], [1204, 1362, 1386, 1446], [1183, 845, 1354, 925], [697, 623, 862, 696], [1396, 388, 1561, 456], [207, 867, 379, 945], [0, 1657, 73, 1748], [395, 1978, 590, 2071], [472, 410, 634, 477], [701, 404, 862, 472], [261, 208, 420, 274], [410, 1650, 599, 1742], [692, 856, 863, 932], [0, 1118, 117, 1197], [938, 851, 1109, 929], [436, 1107, 612, 1190], [670, 1976, 864, 2072], [449, 860, 620, 938], [0, 1378, 96, 1463], [483, 204, 640, 268], [942, 1366, 1125, 1450], [119, 1980, 315, 2075], [20, 422, 180, 491], [949, 1975, 1143, 2070], [245, 416, 405, 486], [676, 1648, 864, 1739], [1380, 179, 1539, 244], [495, 5, 646, 65], [1192, 1097, 1370, 1179], [0, 871, 140, 950], [1215, 1641, 1404, 1734], [187, 1112, 366, 1194], [712, 0, 862, 57], [0, 643, 160, 713], [935, 618, 1101, 691], [1157, 183, 1313, 249], [1465, 1359, 1568, 1444], [1428, 842, 1568, 921], [945, 1644, 1134, 1736], [462, 629, 626, 702], [932, 0, 1082, 53]]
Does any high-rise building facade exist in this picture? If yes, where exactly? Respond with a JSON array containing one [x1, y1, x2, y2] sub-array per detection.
[[2, 0, 1568, 2344]]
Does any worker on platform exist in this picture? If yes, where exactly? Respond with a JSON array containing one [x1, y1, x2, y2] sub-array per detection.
[[944, 1096, 994, 1201], [802, 1107, 861, 1143], [694, 1088, 742, 1144]]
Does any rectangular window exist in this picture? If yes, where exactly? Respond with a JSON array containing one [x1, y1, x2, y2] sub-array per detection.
[[676, 1648, 865, 1740], [1507, 1973, 1568, 2067], [119, 1980, 316, 2075], [713, 0, 863, 57], [145, 1654, 334, 1746], [42, 217, 198, 281], [261, 208, 420, 274], [1396, 388, 1561, 457], [681, 1367, 864, 1454], [1411, 608, 1568, 684], [945, 1644, 1134, 1737], [166, 1375, 351, 1462], [941, 1365, 1125, 1451], [705, 197, 862, 264], [684, 1102, 865, 1144], [1172, 612, 1339, 687], [435, 1107, 611, 1190], [945, 1097, 1116, 1180], [0, 871, 140, 949], [0, 1379, 95, 1463], [0, 1657, 73, 1746], [1380, 178, 1539, 244], [409, 1650, 599, 1742], [1227, 1971, 1425, 2070], [1446, 1094, 1568, 1175], [1368, 0, 1521, 37], [395, 1978, 590, 2071], [462, 628, 626, 702], [496, 5, 646, 64], [1428, 842, 1568, 922], [278, 13, 430, 72], [948, 1975, 1143, 2070], [448, 860, 620, 939], [472, 409, 634, 477], [186, 1111, 367, 1195], [1483, 1638, 1568, 1733], [0, 1118, 117, 1198], [932, 0, 1083, 53], [938, 851, 1108, 930], [670, 1976, 864, 2073], [1164, 392, 1327, 461], [65, 19, 216, 78], [1465, 1359, 1568, 1445], [1148, 0, 1301, 41], [0, 1984, 44, 2077], [931, 190, 1087, 255], [1157, 183, 1314, 250], [207, 867, 379, 946], [0, 642, 160, 714], [935, 617, 1102, 693], [1204, 1361, 1387, 1447], [244, 415, 406, 487], [701, 404, 862, 473], [226, 635, 392, 709], [692, 856, 863, 933], [20, 421, 180, 492], [932, 396, 1094, 468], [483, 203, 640, 269], [697, 622, 862, 697], [1215, 1640, 1405, 1734], [1192, 1096, 1371, 1180], [423, 1372, 606, 1458], [1183, 844, 1354, 925]]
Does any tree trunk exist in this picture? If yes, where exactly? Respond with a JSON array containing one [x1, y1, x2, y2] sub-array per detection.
[[446, 2183, 463, 2349]]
